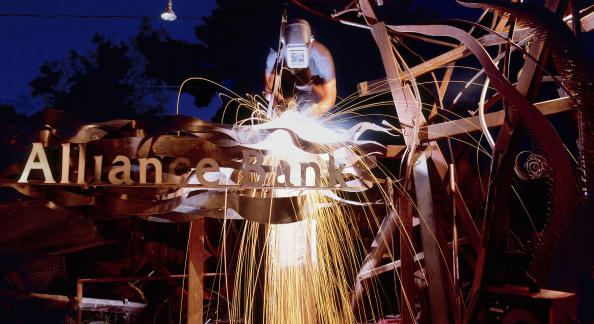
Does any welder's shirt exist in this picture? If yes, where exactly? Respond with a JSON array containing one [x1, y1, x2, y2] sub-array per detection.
[[265, 41, 335, 91]]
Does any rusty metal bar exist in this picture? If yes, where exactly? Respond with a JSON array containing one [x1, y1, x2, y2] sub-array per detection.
[[0, 289, 146, 314], [188, 219, 204, 324], [413, 154, 451, 322], [76, 281, 83, 324], [420, 96, 573, 142], [358, 252, 425, 281], [370, 22, 419, 145], [450, 164, 462, 324], [399, 191, 415, 324], [357, 29, 536, 97]]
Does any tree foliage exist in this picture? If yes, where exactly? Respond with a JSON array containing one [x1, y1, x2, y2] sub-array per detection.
[[29, 21, 215, 121]]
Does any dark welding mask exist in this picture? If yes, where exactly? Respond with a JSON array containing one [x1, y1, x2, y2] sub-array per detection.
[[281, 19, 314, 69]]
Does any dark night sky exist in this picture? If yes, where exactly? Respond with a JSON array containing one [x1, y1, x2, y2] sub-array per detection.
[[0, 0, 216, 117]]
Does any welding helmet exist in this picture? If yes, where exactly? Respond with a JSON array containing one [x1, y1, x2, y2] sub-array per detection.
[[281, 19, 314, 69]]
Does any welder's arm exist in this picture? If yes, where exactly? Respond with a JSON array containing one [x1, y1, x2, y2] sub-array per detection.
[[264, 71, 284, 103], [311, 79, 336, 117]]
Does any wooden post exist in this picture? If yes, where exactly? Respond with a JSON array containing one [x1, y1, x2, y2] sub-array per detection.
[[450, 164, 462, 324], [188, 219, 204, 324], [399, 190, 415, 324], [76, 280, 83, 324]]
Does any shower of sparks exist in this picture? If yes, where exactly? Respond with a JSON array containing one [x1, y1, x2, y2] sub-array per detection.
[[221, 101, 389, 323], [176, 53, 546, 323]]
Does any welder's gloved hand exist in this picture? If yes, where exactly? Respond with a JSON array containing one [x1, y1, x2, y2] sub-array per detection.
[[263, 91, 273, 103], [286, 99, 298, 111], [262, 91, 284, 106]]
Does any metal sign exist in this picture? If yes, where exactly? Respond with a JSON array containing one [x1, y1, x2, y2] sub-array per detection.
[[17, 142, 351, 190]]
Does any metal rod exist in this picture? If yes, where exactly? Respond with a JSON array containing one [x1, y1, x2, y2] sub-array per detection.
[[450, 164, 462, 324], [337, 19, 372, 30], [338, 19, 458, 48]]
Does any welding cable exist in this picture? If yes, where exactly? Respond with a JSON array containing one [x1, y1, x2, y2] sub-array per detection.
[[266, 3, 288, 118]]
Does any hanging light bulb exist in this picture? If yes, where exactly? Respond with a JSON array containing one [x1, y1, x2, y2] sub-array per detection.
[[160, 0, 177, 21]]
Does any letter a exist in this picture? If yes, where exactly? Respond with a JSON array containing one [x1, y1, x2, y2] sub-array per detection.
[[18, 143, 55, 183], [108, 155, 134, 185]]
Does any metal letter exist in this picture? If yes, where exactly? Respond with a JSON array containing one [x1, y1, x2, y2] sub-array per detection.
[[60, 143, 70, 184], [77, 144, 86, 184], [139, 157, 163, 184], [18, 142, 55, 183], [108, 155, 133, 185], [328, 154, 347, 188], [300, 162, 321, 187], [94, 156, 103, 183], [195, 158, 220, 186]]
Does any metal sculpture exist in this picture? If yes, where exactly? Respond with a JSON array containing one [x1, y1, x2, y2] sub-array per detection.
[[1, 0, 592, 323]]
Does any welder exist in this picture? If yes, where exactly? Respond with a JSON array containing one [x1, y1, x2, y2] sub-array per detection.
[[264, 19, 336, 117]]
